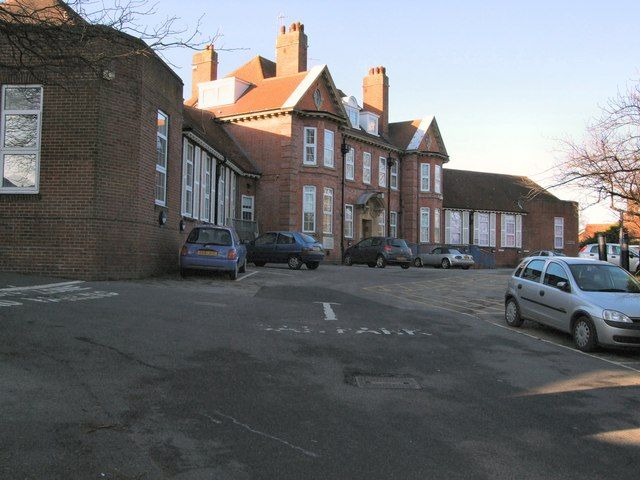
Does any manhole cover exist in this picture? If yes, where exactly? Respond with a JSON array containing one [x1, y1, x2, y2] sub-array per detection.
[[354, 375, 421, 390]]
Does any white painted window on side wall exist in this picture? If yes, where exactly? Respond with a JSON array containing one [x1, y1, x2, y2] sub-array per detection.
[[0, 85, 43, 194], [324, 130, 334, 167], [344, 204, 354, 238], [303, 185, 316, 232], [390, 161, 398, 189], [420, 163, 430, 192], [155, 110, 169, 205], [346, 147, 355, 180], [303, 127, 317, 165], [241, 195, 254, 221], [378, 156, 386, 187], [554, 217, 564, 249], [323, 187, 333, 234], [420, 207, 430, 243], [363, 152, 371, 184]]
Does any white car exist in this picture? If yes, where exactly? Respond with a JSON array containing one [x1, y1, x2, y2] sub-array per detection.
[[578, 243, 639, 273]]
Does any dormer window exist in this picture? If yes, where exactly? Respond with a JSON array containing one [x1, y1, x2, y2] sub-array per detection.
[[342, 96, 361, 129], [198, 77, 251, 109], [359, 111, 379, 136]]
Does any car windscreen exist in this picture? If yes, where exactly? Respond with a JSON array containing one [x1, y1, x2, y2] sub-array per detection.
[[298, 233, 317, 243], [448, 249, 462, 255], [569, 264, 640, 293], [389, 239, 407, 248], [187, 228, 232, 246]]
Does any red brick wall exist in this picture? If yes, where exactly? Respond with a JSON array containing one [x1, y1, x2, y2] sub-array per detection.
[[0, 46, 185, 279]]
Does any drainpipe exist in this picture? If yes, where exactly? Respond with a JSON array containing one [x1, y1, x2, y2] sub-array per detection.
[[340, 136, 351, 259]]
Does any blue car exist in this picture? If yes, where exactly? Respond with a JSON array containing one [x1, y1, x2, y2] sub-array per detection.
[[247, 231, 325, 269], [180, 226, 247, 280]]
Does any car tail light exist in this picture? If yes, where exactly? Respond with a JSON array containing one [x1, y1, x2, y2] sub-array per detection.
[[383, 245, 392, 252], [180, 246, 188, 256], [579, 245, 590, 253], [227, 249, 237, 260]]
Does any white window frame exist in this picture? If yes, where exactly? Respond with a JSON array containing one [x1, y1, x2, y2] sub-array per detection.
[[420, 207, 430, 243], [554, 217, 564, 249], [0, 85, 43, 194], [363, 152, 371, 184], [445, 210, 469, 245], [303, 127, 317, 165], [390, 161, 398, 190], [323, 187, 333, 234], [475, 212, 491, 247], [242, 195, 255, 221], [501, 214, 521, 248], [378, 156, 387, 187], [390, 211, 398, 238], [303, 185, 316, 233], [182, 141, 194, 217], [434, 164, 442, 194], [420, 163, 430, 192], [217, 166, 226, 225], [201, 153, 212, 222], [193, 148, 201, 219], [434, 208, 441, 243], [155, 110, 168, 206], [345, 147, 355, 181], [323, 129, 334, 168], [379, 209, 386, 235], [344, 204, 354, 238]]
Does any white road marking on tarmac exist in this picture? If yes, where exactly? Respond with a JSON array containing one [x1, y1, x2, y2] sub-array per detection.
[[314, 302, 340, 321], [0, 281, 84, 293], [236, 271, 259, 282]]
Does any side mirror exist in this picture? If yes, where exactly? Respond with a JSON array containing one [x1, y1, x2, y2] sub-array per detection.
[[557, 281, 571, 292]]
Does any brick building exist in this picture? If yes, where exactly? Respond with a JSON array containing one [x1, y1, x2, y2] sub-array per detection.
[[187, 23, 449, 261], [443, 169, 579, 267]]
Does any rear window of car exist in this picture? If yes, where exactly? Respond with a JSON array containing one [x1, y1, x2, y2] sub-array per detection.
[[449, 249, 462, 255], [187, 228, 232, 246], [299, 233, 317, 243], [389, 239, 407, 248]]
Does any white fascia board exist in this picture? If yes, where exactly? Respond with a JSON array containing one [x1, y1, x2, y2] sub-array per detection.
[[407, 115, 434, 150], [282, 64, 327, 109]]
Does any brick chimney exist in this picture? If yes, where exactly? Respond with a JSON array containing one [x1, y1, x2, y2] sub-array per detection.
[[191, 45, 218, 99], [363, 66, 389, 137], [275, 22, 308, 76]]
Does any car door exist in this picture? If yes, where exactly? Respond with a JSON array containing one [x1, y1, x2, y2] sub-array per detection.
[[583, 244, 599, 260], [251, 232, 277, 262], [351, 238, 371, 263], [608, 244, 621, 266], [538, 262, 573, 331], [369, 238, 383, 263], [516, 258, 546, 321], [276, 233, 297, 263], [425, 248, 440, 266]]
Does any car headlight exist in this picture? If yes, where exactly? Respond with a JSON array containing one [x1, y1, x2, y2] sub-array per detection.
[[602, 310, 633, 323]]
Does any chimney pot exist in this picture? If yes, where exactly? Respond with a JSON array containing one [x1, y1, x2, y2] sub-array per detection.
[[363, 66, 389, 136], [276, 19, 308, 76], [280, 25, 286, 34]]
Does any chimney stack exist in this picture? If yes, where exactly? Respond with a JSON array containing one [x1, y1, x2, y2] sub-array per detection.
[[275, 22, 308, 76], [363, 66, 389, 137], [191, 45, 218, 100]]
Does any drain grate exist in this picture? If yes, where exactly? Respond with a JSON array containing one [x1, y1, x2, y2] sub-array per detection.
[[354, 375, 421, 390]]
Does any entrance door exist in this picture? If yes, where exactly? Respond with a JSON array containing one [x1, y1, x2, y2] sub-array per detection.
[[362, 219, 372, 239]]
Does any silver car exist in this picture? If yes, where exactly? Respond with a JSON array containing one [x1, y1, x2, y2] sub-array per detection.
[[414, 247, 474, 269], [579, 243, 639, 273], [505, 256, 640, 351]]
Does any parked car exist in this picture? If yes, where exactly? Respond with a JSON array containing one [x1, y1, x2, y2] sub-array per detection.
[[505, 256, 640, 352], [414, 247, 474, 269], [343, 237, 413, 269], [579, 243, 639, 273], [180, 226, 247, 280], [247, 231, 324, 269], [526, 250, 566, 258]]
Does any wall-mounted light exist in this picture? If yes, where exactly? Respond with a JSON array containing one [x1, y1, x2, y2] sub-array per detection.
[[179, 219, 186, 232], [159, 210, 168, 226]]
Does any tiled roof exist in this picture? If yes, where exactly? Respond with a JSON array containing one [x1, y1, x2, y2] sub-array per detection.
[[443, 169, 563, 213], [0, 0, 83, 23], [207, 71, 308, 117], [183, 106, 260, 175], [389, 120, 422, 150], [226, 55, 276, 82]]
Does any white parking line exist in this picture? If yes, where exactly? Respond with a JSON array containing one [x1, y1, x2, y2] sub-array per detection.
[[0, 281, 84, 293], [236, 271, 259, 282], [314, 302, 340, 321]]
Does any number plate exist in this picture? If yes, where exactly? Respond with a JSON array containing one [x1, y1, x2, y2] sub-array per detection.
[[197, 250, 218, 256], [397, 256, 406, 261]]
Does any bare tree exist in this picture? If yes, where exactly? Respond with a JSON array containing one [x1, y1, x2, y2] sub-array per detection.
[[551, 82, 640, 226], [0, 0, 216, 81]]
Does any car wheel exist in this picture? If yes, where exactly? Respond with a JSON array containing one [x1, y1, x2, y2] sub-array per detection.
[[401, 263, 410, 270], [254, 262, 266, 267], [505, 298, 523, 327], [367, 263, 376, 268], [462, 266, 470, 270], [229, 263, 239, 280], [239, 258, 247, 273], [288, 255, 303, 270], [344, 254, 353, 266], [414, 257, 423, 267], [376, 255, 386, 268], [573, 316, 598, 352], [441, 258, 451, 269], [306, 261, 320, 270]]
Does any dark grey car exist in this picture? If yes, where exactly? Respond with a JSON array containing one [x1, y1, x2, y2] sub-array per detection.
[[343, 237, 413, 269], [505, 256, 640, 351]]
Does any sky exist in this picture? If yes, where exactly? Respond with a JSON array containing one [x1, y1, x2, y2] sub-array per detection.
[[150, 0, 640, 227]]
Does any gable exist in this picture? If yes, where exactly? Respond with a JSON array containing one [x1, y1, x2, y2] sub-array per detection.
[[283, 65, 348, 120]]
